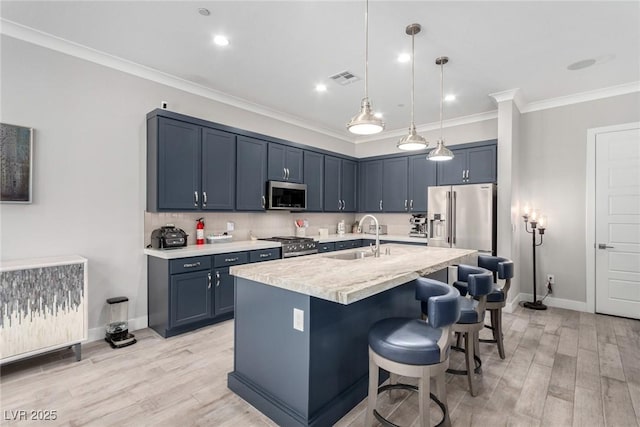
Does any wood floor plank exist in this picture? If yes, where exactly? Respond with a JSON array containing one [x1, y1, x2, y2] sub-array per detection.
[[557, 327, 579, 357], [597, 341, 626, 382], [541, 394, 573, 426], [548, 353, 577, 402], [576, 348, 602, 392], [595, 315, 618, 345], [601, 376, 639, 427], [572, 385, 605, 427], [578, 323, 598, 352], [514, 363, 553, 419], [533, 333, 560, 368]]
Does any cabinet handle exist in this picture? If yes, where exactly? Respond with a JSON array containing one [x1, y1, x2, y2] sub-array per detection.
[[224, 257, 239, 263], [283, 168, 287, 180], [183, 262, 201, 268], [215, 271, 220, 287], [286, 168, 290, 180], [342, 200, 346, 210], [338, 200, 341, 210], [207, 272, 212, 289], [379, 200, 383, 211], [410, 199, 414, 210], [194, 191, 199, 207], [259, 253, 271, 258], [261, 195, 266, 209], [202, 191, 207, 207], [404, 199, 408, 211]]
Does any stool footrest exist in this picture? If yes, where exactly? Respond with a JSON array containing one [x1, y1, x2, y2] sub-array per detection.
[[374, 383, 447, 427], [483, 324, 496, 331], [479, 338, 497, 344], [446, 346, 482, 375]]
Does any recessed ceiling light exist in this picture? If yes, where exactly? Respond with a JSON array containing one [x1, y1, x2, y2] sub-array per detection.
[[198, 8, 210, 16], [315, 84, 327, 92], [567, 58, 596, 71], [444, 94, 456, 102], [213, 35, 229, 46], [397, 53, 411, 63], [374, 112, 383, 119]]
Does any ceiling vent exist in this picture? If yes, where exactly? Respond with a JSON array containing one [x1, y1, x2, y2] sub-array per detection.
[[329, 71, 361, 86]]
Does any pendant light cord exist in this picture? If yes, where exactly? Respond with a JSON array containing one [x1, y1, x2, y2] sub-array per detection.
[[364, 0, 369, 100], [410, 31, 415, 127], [439, 60, 444, 140]]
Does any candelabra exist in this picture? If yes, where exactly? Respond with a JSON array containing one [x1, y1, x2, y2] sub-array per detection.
[[522, 209, 547, 310]]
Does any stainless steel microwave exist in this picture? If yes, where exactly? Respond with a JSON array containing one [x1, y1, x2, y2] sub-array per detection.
[[267, 181, 307, 210]]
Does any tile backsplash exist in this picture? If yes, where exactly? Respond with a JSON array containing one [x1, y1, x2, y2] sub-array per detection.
[[144, 211, 418, 246]]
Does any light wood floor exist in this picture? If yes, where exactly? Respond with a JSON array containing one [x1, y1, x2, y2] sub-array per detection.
[[1, 306, 639, 427]]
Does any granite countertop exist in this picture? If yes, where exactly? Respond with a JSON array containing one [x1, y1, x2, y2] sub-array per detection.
[[230, 245, 476, 305], [144, 233, 427, 259]]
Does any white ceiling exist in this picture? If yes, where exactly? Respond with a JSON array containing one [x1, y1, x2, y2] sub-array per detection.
[[2, 1, 639, 142]]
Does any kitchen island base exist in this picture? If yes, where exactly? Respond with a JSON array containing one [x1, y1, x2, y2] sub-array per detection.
[[228, 269, 447, 427]]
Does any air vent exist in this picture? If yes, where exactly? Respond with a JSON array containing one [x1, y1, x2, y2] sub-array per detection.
[[329, 70, 361, 86]]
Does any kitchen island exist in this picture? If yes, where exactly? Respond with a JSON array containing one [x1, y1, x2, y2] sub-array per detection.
[[228, 244, 476, 427]]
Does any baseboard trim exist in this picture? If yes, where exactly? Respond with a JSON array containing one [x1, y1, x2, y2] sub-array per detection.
[[87, 316, 148, 342], [508, 293, 589, 313]]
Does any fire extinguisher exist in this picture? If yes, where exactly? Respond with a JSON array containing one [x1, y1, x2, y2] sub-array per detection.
[[196, 218, 205, 245]]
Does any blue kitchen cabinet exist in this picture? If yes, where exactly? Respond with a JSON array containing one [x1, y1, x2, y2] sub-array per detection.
[[152, 117, 201, 211], [213, 267, 234, 316], [170, 270, 212, 328], [408, 154, 437, 213], [341, 159, 358, 212], [236, 136, 268, 211], [268, 143, 303, 183], [360, 160, 383, 212], [325, 156, 357, 212], [148, 117, 236, 211], [317, 242, 336, 253], [304, 151, 324, 212], [436, 143, 496, 185], [383, 157, 409, 212], [202, 128, 236, 210]]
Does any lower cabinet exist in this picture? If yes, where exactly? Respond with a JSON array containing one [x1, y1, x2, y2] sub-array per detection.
[[149, 248, 281, 338], [335, 239, 363, 250]]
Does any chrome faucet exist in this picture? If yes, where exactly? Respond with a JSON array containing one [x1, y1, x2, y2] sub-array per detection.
[[358, 214, 380, 257]]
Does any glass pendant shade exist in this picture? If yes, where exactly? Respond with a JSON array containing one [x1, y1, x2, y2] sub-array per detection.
[[347, 98, 385, 135], [427, 139, 454, 161], [397, 124, 428, 151]]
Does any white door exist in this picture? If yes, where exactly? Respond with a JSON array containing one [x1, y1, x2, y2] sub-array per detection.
[[595, 127, 640, 319]]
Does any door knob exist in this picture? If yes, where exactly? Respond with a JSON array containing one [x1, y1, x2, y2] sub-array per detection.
[[597, 243, 614, 249]]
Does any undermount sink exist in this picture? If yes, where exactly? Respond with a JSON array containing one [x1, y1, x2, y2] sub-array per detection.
[[324, 251, 374, 260]]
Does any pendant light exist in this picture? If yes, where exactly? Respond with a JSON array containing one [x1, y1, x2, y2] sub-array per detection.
[[347, 0, 384, 135], [397, 23, 428, 151], [428, 56, 454, 161]]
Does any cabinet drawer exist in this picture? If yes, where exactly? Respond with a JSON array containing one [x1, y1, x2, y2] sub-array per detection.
[[170, 256, 212, 274], [336, 240, 361, 250], [317, 242, 336, 253], [214, 252, 249, 267], [250, 248, 281, 263]]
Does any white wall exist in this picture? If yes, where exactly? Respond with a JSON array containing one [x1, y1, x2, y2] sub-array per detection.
[[0, 36, 352, 330], [518, 92, 640, 305]]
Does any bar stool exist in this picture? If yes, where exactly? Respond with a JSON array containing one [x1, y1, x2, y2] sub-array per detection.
[[448, 265, 493, 397], [366, 278, 460, 427], [453, 256, 514, 359]]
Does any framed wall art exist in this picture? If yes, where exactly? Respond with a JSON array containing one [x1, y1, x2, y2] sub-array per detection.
[[0, 123, 33, 203]]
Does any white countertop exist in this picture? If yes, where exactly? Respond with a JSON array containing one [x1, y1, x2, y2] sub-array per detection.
[[143, 240, 281, 259], [230, 245, 476, 305], [144, 233, 428, 259], [0, 255, 88, 272]]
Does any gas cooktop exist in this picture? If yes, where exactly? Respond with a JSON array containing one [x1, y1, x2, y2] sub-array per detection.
[[259, 236, 318, 258]]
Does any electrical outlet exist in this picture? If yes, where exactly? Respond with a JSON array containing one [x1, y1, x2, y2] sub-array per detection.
[[547, 274, 555, 285], [293, 308, 304, 332], [227, 222, 235, 232]]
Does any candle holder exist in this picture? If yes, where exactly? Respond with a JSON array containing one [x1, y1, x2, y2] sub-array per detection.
[[522, 212, 547, 310]]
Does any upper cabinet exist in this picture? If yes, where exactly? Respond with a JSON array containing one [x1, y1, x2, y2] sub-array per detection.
[[360, 160, 383, 212], [407, 154, 437, 213], [382, 157, 409, 212], [436, 143, 497, 185], [268, 143, 303, 183], [236, 136, 268, 211], [303, 151, 324, 212], [324, 156, 357, 212], [148, 117, 235, 212]]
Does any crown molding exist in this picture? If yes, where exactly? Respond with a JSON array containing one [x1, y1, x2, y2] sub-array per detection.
[[489, 88, 524, 110], [519, 81, 640, 113], [0, 18, 353, 143], [354, 110, 498, 144]]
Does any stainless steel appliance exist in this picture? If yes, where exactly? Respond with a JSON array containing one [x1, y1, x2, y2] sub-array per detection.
[[259, 236, 318, 258], [365, 224, 388, 235], [427, 183, 496, 253], [267, 181, 307, 210], [409, 214, 428, 237]]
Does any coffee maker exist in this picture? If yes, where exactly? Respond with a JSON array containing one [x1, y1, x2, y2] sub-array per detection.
[[105, 296, 137, 349], [409, 214, 428, 237]]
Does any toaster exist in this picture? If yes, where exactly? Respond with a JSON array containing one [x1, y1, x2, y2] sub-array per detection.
[[150, 225, 188, 249]]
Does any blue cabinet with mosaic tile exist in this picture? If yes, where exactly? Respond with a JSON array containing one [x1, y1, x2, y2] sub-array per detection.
[[0, 256, 88, 364]]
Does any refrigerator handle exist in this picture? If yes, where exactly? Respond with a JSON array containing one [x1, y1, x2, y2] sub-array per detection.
[[446, 191, 451, 244], [452, 191, 457, 245]]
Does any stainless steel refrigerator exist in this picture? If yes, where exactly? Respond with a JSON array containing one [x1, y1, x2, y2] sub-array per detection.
[[427, 183, 496, 254]]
